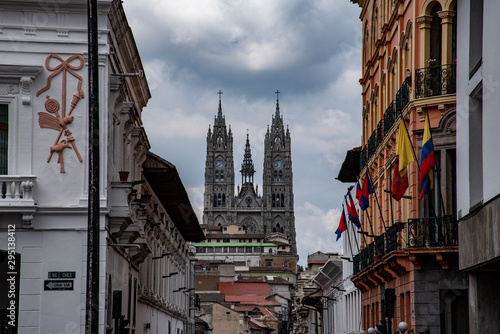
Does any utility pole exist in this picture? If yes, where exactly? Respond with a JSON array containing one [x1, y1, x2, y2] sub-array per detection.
[[85, 0, 100, 333]]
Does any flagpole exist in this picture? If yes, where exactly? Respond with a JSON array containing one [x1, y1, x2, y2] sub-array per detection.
[[388, 161, 395, 226], [343, 204, 358, 257], [424, 106, 447, 217], [397, 108, 420, 169], [366, 172, 388, 233], [344, 194, 361, 251], [355, 176, 376, 237]]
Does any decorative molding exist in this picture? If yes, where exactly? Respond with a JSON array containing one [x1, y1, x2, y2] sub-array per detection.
[[416, 15, 432, 28], [37, 54, 84, 173], [409, 254, 423, 270], [24, 28, 36, 35], [20, 77, 32, 105], [56, 30, 69, 37], [0, 83, 19, 95]]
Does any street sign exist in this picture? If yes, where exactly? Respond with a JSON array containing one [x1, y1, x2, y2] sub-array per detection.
[[44, 280, 74, 291], [48, 271, 76, 279]]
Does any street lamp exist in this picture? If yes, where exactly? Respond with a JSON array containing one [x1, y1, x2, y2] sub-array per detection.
[[398, 322, 408, 334]]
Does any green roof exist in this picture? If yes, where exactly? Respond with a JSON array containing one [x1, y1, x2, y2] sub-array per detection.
[[193, 242, 277, 247]]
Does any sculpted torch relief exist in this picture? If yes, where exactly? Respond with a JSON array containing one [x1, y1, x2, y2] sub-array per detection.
[[37, 55, 84, 173]]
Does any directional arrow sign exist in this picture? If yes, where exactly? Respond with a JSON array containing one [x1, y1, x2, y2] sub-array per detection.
[[44, 280, 74, 291]]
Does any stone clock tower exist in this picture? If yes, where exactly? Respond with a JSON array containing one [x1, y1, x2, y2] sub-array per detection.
[[203, 91, 296, 253], [203, 91, 235, 226], [262, 91, 296, 252]]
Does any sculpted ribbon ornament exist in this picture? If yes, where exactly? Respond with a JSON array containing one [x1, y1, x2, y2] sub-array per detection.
[[37, 55, 84, 173]]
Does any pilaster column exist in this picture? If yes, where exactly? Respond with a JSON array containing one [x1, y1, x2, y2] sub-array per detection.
[[438, 10, 456, 65], [416, 15, 433, 68]]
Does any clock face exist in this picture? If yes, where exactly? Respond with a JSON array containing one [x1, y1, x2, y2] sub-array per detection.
[[273, 159, 283, 170], [215, 159, 225, 170]]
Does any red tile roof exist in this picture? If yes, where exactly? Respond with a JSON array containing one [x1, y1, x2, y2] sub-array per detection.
[[219, 282, 270, 296]]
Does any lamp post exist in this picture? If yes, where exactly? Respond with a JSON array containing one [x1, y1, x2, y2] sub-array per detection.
[[85, 0, 100, 333], [397, 322, 408, 334]]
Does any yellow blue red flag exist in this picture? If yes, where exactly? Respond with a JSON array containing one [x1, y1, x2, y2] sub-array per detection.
[[419, 114, 436, 198]]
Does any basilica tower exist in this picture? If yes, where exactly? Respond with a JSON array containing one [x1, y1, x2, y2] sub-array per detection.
[[202, 91, 296, 254], [203, 91, 235, 226], [262, 91, 296, 252]]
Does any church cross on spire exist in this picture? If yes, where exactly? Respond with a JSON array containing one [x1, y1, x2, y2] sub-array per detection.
[[274, 89, 282, 122], [217, 90, 223, 119]]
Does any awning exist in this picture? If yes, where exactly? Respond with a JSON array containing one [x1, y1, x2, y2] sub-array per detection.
[[143, 152, 205, 242]]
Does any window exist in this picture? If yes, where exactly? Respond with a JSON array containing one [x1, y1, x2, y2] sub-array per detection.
[[469, 0, 483, 77], [283, 260, 288, 268], [265, 259, 273, 267], [469, 85, 483, 209], [0, 105, 7, 175], [429, 3, 442, 66]]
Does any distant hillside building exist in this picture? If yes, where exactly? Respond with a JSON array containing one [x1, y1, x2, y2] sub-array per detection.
[[203, 92, 297, 253]]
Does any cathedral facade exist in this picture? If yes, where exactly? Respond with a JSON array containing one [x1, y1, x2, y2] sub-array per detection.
[[203, 92, 297, 253]]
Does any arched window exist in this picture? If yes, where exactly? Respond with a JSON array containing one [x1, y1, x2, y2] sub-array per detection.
[[278, 171, 283, 182], [280, 193, 284, 207], [429, 3, 442, 66], [364, 24, 370, 65], [222, 194, 226, 207], [217, 193, 222, 207], [372, 5, 378, 46], [451, 4, 456, 63], [272, 194, 276, 207], [213, 195, 217, 207]]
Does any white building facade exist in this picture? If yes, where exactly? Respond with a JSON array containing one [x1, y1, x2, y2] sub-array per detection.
[[456, 0, 500, 332], [0, 1, 204, 334]]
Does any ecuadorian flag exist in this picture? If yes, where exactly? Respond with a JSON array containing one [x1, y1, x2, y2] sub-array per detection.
[[420, 114, 436, 198], [335, 206, 347, 241]]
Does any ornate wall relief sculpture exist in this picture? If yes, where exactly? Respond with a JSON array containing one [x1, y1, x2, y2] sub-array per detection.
[[37, 55, 84, 173]]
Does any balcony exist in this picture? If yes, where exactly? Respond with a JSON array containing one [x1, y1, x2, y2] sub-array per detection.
[[360, 77, 411, 170], [414, 63, 456, 99], [407, 215, 458, 248], [0, 175, 37, 227], [352, 216, 458, 289]]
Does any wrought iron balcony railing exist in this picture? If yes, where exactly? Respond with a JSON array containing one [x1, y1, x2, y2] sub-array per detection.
[[360, 77, 411, 170], [407, 215, 458, 248], [353, 217, 458, 275], [414, 63, 456, 99], [353, 254, 360, 276]]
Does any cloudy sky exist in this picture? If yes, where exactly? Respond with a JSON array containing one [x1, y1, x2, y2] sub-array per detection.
[[122, 0, 362, 266]]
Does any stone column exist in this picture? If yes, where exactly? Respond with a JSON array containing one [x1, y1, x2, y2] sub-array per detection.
[[416, 15, 433, 68], [438, 10, 456, 65]]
